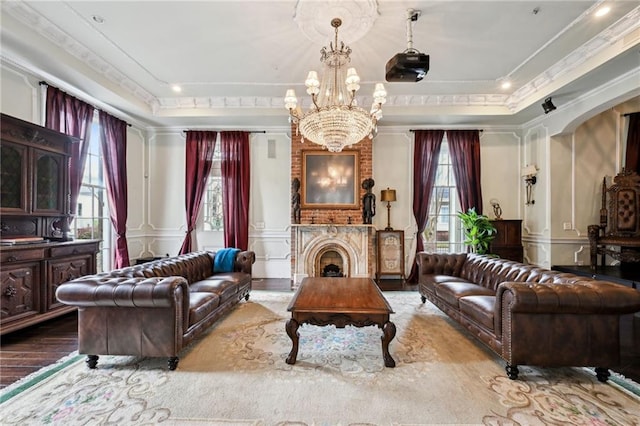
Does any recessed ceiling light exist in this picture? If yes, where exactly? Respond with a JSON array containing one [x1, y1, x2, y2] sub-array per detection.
[[595, 6, 610, 17], [92, 15, 105, 24], [501, 80, 512, 90], [171, 85, 182, 93]]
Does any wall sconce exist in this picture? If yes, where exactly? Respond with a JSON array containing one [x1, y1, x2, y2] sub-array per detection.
[[381, 188, 397, 230], [522, 165, 538, 205], [542, 97, 556, 114]]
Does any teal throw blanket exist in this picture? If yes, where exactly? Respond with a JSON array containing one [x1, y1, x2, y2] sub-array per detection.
[[214, 248, 240, 273]]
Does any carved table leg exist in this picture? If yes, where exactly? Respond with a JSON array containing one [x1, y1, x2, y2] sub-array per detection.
[[285, 318, 300, 365], [381, 321, 396, 368]]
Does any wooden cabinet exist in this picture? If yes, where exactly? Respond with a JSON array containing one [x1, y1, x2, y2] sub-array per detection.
[[1, 113, 75, 239], [1, 240, 100, 334], [0, 114, 98, 334], [376, 230, 405, 282], [489, 219, 523, 262]]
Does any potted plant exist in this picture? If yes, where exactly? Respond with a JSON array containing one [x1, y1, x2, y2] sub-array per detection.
[[457, 207, 497, 254]]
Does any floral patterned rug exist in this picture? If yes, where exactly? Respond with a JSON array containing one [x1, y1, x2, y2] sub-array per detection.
[[1, 290, 639, 425]]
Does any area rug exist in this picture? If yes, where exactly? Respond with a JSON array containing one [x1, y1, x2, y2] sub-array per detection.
[[1, 291, 639, 425]]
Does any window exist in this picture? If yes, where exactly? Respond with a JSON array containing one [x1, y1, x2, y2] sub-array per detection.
[[203, 143, 223, 231], [423, 138, 465, 253], [71, 116, 111, 272]]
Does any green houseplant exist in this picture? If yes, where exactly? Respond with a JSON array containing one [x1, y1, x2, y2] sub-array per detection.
[[457, 207, 497, 254]]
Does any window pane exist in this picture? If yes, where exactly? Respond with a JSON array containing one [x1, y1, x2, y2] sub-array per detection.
[[423, 138, 462, 253], [203, 143, 223, 231], [70, 116, 111, 272]]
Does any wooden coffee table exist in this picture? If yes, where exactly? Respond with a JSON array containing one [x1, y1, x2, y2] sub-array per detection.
[[285, 277, 396, 367]]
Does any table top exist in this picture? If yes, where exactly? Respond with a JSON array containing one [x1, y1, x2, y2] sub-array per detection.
[[287, 277, 394, 315]]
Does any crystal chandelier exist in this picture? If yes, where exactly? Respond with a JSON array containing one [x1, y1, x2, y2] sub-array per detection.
[[284, 18, 387, 152]]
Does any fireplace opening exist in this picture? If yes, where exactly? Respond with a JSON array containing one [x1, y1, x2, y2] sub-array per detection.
[[317, 249, 345, 277], [322, 263, 343, 277]]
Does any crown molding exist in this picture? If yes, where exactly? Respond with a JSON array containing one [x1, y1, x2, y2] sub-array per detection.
[[3, 1, 638, 119], [506, 6, 640, 111]]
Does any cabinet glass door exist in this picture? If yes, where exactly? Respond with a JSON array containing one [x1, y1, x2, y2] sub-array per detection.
[[0, 142, 29, 213], [32, 149, 64, 214]]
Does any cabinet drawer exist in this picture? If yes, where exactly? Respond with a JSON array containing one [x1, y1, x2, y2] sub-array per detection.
[[47, 255, 93, 309], [49, 243, 98, 257], [0, 262, 41, 322], [0, 248, 45, 263]]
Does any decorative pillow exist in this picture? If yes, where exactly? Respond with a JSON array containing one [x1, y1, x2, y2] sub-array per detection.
[[213, 248, 240, 273]]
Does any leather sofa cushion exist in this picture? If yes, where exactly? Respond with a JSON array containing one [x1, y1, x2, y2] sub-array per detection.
[[208, 271, 251, 286], [459, 295, 495, 331], [189, 292, 221, 327], [435, 281, 495, 308], [421, 275, 467, 293], [190, 279, 238, 303]]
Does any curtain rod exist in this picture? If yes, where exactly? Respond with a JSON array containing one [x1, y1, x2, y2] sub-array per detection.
[[182, 130, 266, 134], [39, 81, 132, 127], [410, 129, 484, 133]]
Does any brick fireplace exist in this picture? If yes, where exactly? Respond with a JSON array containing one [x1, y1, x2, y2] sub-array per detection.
[[290, 124, 375, 288]]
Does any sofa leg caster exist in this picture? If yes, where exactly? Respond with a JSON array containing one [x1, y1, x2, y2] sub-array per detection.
[[420, 295, 426, 303], [595, 367, 610, 382], [86, 355, 99, 369], [506, 364, 519, 380], [168, 357, 179, 370]]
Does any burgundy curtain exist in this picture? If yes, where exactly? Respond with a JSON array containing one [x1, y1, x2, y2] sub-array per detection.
[[625, 112, 640, 174], [44, 86, 94, 220], [98, 111, 130, 268], [220, 131, 250, 250], [179, 131, 218, 254], [407, 130, 444, 283], [447, 130, 483, 214]]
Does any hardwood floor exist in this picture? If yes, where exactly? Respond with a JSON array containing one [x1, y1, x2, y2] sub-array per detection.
[[1, 278, 638, 390], [0, 312, 79, 389]]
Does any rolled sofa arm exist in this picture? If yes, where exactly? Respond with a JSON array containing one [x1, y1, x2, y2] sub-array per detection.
[[235, 250, 256, 274], [496, 280, 640, 315], [56, 276, 190, 310]]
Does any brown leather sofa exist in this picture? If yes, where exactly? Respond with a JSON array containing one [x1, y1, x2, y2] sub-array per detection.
[[56, 250, 255, 370], [417, 252, 640, 381]]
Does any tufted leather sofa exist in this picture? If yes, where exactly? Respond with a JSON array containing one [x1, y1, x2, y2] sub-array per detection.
[[56, 250, 255, 370], [417, 252, 640, 381]]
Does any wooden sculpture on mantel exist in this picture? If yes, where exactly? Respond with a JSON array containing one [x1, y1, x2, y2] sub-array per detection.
[[292, 177, 301, 224], [362, 178, 376, 224]]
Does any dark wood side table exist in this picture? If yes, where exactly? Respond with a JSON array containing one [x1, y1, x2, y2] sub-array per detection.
[[489, 219, 523, 262]]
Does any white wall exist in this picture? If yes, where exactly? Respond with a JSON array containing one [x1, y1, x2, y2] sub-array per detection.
[[0, 63, 40, 123], [245, 133, 291, 278], [372, 130, 413, 273], [125, 126, 149, 261], [520, 74, 639, 268], [3, 59, 638, 276]]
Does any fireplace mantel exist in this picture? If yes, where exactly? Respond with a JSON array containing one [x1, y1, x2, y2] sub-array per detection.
[[291, 224, 375, 288]]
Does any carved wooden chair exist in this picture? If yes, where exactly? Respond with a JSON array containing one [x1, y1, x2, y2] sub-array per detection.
[[588, 169, 640, 268]]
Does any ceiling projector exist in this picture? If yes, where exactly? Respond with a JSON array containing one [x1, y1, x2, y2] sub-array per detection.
[[385, 52, 429, 82], [386, 8, 429, 82]]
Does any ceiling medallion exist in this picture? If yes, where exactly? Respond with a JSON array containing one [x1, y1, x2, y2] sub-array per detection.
[[293, 0, 379, 45]]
